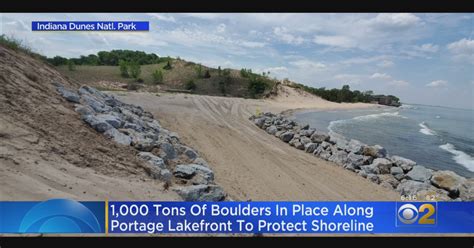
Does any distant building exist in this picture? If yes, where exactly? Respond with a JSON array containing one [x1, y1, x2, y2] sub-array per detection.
[[372, 95, 401, 107]]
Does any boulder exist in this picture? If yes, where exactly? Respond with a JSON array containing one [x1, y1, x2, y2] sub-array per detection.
[[406, 165, 432, 182], [81, 94, 111, 113], [396, 180, 432, 195], [57, 87, 80, 103], [279, 131, 294, 143], [174, 164, 196, 179], [310, 131, 330, 143], [299, 136, 312, 146], [347, 139, 365, 154], [362, 145, 387, 158], [390, 155, 416, 172], [459, 179, 474, 201], [96, 113, 123, 129], [390, 166, 404, 176], [75, 104, 95, 116], [430, 170, 466, 198], [173, 185, 225, 201], [189, 164, 215, 184], [82, 115, 113, 133], [329, 134, 350, 151], [265, 125, 278, 135], [313, 145, 326, 156], [360, 164, 379, 175], [133, 137, 156, 152], [137, 152, 166, 169], [319, 151, 332, 160], [104, 128, 132, 146], [371, 158, 392, 174], [193, 157, 210, 168], [123, 122, 145, 132], [158, 142, 177, 160], [137, 152, 170, 182], [378, 174, 400, 189], [347, 152, 364, 168], [328, 150, 349, 166], [320, 141, 331, 149], [304, 143, 318, 153], [275, 130, 286, 138], [183, 147, 199, 160], [254, 117, 266, 128], [362, 155, 373, 165], [299, 128, 315, 137]]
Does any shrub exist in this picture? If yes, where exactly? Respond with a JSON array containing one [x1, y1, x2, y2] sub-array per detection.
[[119, 60, 129, 78], [185, 80, 196, 91], [152, 69, 163, 84], [67, 60, 76, 71], [248, 78, 267, 98], [163, 61, 172, 70], [128, 61, 141, 79], [204, 70, 211, 78]]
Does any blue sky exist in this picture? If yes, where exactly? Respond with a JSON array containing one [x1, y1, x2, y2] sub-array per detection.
[[1, 13, 473, 109]]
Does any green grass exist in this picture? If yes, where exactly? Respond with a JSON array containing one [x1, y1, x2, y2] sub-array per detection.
[[0, 35, 45, 60]]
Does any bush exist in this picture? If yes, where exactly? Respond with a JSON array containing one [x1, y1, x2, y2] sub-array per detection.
[[163, 61, 172, 70], [67, 60, 76, 71], [129, 61, 141, 79], [185, 80, 196, 91], [248, 78, 267, 98], [152, 69, 163, 84], [204, 70, 211, 78], [119, 60, 129, 78]]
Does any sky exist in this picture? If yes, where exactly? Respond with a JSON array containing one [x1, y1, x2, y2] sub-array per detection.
[[1, 13, 473, 109]]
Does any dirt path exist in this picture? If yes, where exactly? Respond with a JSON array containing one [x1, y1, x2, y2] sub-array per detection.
[[116, 92, 400, 201]]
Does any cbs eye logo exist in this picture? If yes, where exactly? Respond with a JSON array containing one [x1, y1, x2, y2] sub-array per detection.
[[397, 203, 436, 226]]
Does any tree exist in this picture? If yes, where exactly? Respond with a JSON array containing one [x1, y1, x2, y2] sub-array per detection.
[[204, 70, 211, 78], [218, 66, 222, 76], [67, 60, 75, 71], [119, 60, 129, 78], [163, 60, 172, 70], [185, 80, 196, 91], [152, 69, 163, 84], [248, 77, 266, 98], [129, 61, 141, 79], [196, 64, 203, 78]]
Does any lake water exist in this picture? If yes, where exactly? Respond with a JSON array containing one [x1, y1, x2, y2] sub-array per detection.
[[292, 104, 474, 178]]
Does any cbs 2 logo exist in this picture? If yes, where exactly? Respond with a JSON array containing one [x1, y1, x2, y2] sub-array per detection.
[[397, 203, 436, 225]]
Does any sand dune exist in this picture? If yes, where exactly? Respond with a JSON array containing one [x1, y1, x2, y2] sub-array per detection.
[[116, 88, 399, 201]]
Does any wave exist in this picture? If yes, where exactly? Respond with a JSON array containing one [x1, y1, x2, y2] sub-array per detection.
[[328, 111, 405, 133], [399, 104, 418, 109], [439, 143, 474, 172], [419, 122, 436, 136]]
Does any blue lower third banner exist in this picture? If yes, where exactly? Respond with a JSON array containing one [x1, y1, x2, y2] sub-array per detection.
[[1, 200, 473, 234], [32, 21, 149, 31]]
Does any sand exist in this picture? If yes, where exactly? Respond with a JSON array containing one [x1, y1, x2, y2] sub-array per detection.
[[115, 86, 400, 201]]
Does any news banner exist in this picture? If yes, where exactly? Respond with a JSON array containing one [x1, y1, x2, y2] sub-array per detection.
[[0, 199, 473, 234]]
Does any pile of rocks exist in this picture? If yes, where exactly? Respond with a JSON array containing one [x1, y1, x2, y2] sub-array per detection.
[[55, 83, 226, 201], [250, 112, 473, 201]]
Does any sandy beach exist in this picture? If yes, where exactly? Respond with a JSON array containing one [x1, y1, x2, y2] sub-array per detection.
[[116, 86, 400, 201]]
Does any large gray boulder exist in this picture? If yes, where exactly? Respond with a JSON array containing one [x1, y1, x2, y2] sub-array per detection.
[[299, 128, 315, 137], [75, 104, 95, 116], [390, 155, 416, 172], [279, 131, 295, 143], [406, 165, 432, 182], [174, 164, 197, 179], [299, 136, 312, 146], [173, 185, 225, 201], [138, 152, 166, 169], [328, 150, 348, 166], [430, 170, 466, 198], [265, 125, 278, 135], [57, 87, 80, 103], [158, 142, 177, 160], [133, 137, 156, 152], [310, 131, 330, 143], [378, 174, 400, 189], [104, 128, 132, 146], [459, 179, 474, 201], [96, 113, 123, 129], [347, 139, 365, 154], [313, 145, 326, 156], [396, 180, 432, 195], [137, 152, 171, 182], [347, 152, 365, 168], [81, 93, 111, 113], [371, 158, 392, 174], [254, 117, 266, 128], [304, 143, 318, 153], [362, 145, 387, 158], [82, 114, 113, 133]]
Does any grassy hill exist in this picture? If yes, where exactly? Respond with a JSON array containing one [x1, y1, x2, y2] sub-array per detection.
[[57, 58, 277, 98]]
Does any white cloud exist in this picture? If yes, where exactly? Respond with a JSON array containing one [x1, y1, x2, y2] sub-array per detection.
[[447, 38, 474, 63], [415, 43, 439, 53], [388, 80, 410, 87], [216, 23, 226, 33], [147, 13, 176, 22], [273, 27, 305, 45], [426, 80, 448, 87], [240, 41, 266, 48], [370, 73, 391, 80], [378, 60, 394, 67], [370, 13, 421, 30], [313, 35, 356, 48], [289, 59, 326, 70]]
